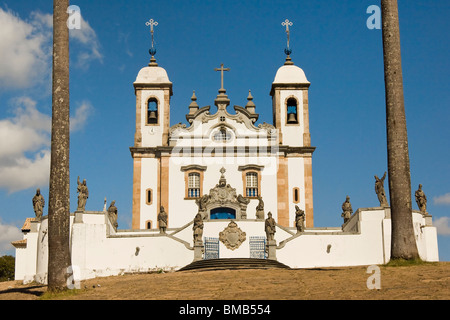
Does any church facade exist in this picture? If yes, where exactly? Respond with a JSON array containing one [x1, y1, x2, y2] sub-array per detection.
[[12, 47, 439, 284], [130, 55, 314, 232]]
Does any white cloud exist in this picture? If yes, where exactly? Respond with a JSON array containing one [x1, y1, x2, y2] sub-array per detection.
[[0, 8, 52, 89], [0, 221, 22, 256], [0, 98, 93, 193], [434, 217, 450, 236], [0, 97, 51, 159], [70, 101, 93, 132], [69, 15, 103, 69], [434, 193, 450, 206], [0, 8, 102, 89]]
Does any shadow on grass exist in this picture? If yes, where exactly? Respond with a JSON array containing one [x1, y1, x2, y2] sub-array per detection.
[[0, 285, 46, 298]]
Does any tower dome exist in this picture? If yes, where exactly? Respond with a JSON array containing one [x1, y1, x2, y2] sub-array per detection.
[[134, 65, 171, 85], [273, 64, 310, 85]]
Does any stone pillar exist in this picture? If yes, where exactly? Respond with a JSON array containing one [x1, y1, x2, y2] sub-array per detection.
[[193, 241, 204, 262], [266, 240, 277, 261], [74, 210, 84, 224]]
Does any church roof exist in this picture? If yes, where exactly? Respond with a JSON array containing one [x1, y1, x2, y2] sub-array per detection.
[[273, 63, 310, 85], [134, 65, 171, 85]]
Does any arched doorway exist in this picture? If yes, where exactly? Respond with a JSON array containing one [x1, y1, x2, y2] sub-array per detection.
[[210, 207, 236, 220]]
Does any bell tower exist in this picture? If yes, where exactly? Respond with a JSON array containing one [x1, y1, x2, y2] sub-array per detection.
[[270, 19, 314, 227], [131, 19, 172, 229]]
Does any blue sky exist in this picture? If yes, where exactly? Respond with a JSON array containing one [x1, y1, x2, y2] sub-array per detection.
[[0, 0, 448, 261]]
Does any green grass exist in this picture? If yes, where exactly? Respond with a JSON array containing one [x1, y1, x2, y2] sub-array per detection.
[[385, 258, 437, 267], [40, 288, 85, 300]]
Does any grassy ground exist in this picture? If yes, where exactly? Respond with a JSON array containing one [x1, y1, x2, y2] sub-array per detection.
[[1, 262, 448, 301]]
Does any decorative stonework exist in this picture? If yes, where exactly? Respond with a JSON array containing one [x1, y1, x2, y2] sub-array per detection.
[[219, 221, 246, 251]]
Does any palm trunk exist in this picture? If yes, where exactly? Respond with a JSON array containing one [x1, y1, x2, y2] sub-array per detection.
[[381, 0, 419, 260], [48, 0, 71, 291]]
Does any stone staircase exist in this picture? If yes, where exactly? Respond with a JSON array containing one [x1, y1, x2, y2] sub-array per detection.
[[178, 258, 291, 272]]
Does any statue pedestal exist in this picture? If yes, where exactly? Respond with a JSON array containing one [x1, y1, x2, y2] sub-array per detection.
[[266, 240, 277, 261], [193, 241, 204, 262], [424, 213, 433, 226], [74, 210, 84, 224]]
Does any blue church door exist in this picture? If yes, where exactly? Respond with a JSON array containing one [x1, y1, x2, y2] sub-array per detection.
[[210, 207, 236, 220]]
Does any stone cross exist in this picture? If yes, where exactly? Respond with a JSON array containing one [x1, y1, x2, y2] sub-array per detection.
[[215, 63, 230, 90]]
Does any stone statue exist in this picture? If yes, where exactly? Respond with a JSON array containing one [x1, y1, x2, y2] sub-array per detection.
[[195, 194, 209, 219], [193, 213, 204, 244], [341, 196, 353, 224], [237, 194, 250, 219], [107, 200, 118, 229], [375, 172, 388, 207], [265, 212, 276, 242], [256, 195, 265, 220], [295, 205, 305, 233], [77, 176, 89, 211], [32, 188, 45, 219], [415, 184, 427, 214], [158, 206, 168, 234]]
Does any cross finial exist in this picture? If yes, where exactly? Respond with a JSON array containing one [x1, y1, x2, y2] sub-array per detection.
[[282, 19, 293, 55], [214, 63, 230, 91], [146, 18, 159, 59]]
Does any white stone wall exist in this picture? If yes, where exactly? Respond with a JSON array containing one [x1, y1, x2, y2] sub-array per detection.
[[15, 207, 439, 283], [287, 157, 306, 227], [139, 157, 159, 229]]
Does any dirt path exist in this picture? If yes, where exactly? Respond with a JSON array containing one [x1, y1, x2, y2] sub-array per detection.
[[1, 262, 449, 301]]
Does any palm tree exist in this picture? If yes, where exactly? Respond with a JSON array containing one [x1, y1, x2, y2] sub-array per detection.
[[47, 0, 71, 291], [381, 0, 419, 260]]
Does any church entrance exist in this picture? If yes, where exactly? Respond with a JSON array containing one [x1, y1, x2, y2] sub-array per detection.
[[210, 207, 236, 220]]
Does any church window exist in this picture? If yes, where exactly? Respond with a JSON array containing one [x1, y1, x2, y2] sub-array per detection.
[[147, 98, 158, 124], [213, 127, 231, 141], [146, 220, 152, 229], [286, 97, 299, 124], [246, 172, 259, 197], [146, 188, 153, 205], [293, 187, 300, 204], [188, 172, 201, 198]]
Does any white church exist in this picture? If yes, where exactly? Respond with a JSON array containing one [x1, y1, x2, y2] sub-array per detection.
[[12, 23, 439, 283]]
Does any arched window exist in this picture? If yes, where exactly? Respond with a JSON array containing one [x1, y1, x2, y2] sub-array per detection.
[[293, 187, 300, 204], [188, 172, 201, 198], [286, 98, 298, 124], [246, 172, 259, 197], [147, 98, 158, 124], [213, 127, 232, 141], [146, 220, 152, 229]]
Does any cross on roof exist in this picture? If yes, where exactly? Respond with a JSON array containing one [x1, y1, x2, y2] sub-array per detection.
[[146, 18, 158, 49], [215, 63, 230, 90], [282, 19, 293, 50]]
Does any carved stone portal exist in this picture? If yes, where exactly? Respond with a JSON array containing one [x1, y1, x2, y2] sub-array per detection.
[[219, 221, 246, 251]]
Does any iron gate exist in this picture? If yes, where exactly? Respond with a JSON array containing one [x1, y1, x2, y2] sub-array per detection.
[[204, 237, 220, 260]]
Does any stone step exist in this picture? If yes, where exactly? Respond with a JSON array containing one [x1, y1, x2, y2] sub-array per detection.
[[178, 258, 291, 272]]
